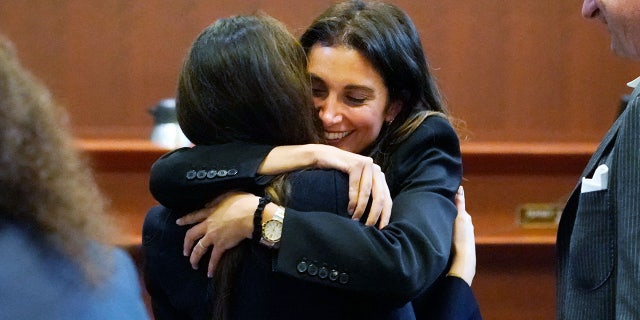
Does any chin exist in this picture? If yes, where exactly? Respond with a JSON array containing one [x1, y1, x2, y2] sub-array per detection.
[[611, 41, 640, 60]]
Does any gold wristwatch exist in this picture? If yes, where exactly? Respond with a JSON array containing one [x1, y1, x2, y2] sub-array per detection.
[[260, 206, 285, 249]]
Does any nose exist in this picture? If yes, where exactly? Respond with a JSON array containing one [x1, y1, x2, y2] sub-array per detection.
[[582, 0, 598, 19], [317, 96, 343, 127]]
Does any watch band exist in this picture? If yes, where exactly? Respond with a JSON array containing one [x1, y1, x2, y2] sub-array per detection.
[[252, 196, 271, 242], [272, 206, 285, 223]]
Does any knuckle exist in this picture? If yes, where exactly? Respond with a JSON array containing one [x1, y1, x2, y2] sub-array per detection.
[[359, 157, 373, 167]]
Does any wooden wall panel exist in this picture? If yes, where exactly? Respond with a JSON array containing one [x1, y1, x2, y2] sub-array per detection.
[[413, 0, 638, 143], [1, 1, 638, 142], [474, 245, 556, 320], [2, 1, 637, 319]]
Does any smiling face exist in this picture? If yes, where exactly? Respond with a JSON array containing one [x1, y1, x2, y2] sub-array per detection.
[[308, 44, 401, 154], [582, 0, 640, 60]]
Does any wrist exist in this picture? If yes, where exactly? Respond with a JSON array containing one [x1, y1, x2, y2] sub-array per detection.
[[307, 144, 334, 169], [252, 196, 271, 240], [259, 203, 285, 249], [448, 252, 476, 286], [295, 144, 319, 168], [261, 203, 282, 224], [258, 145, 318, 175]]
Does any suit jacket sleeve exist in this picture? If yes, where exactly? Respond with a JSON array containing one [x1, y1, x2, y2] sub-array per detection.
[[149, 143, 274, 212], [276, 117, 462, 305]]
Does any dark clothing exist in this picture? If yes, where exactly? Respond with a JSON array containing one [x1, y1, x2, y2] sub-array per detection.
[[142, 207, 212, 320], [144, 170, 416, 320], [414, 276, 482, 320], [144, 116, 480, 319], [557, 84, 640, 319]]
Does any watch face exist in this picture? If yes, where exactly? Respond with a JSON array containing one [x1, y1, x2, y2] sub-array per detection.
[[263, 220, 282, 242]]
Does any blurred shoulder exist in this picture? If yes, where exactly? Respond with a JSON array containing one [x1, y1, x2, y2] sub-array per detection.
[[0, 222, 148, 319]]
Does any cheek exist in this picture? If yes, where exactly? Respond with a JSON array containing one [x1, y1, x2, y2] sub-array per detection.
[[369, 121, 385, 139], [610, 20, 640, 57], [351, 111, 385, 140], [624, 20, 640, 57]]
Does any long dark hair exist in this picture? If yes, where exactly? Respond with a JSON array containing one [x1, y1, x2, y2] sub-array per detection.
[[300, 0, 449, 166], [176, 14, 322, 320], [178, 15, 323, 146]]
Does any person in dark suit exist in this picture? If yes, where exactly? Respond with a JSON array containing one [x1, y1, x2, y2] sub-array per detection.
[[557, 1, 640, 319], [144, 2, 481, 319], [0, 35, 149, 320]]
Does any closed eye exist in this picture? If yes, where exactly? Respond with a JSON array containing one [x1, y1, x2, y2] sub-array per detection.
[[346, 96, 367, 105]]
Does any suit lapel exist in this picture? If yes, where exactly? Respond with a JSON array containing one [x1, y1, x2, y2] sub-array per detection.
[[580, 85, 640, 180], [559, 86, 639, 238]]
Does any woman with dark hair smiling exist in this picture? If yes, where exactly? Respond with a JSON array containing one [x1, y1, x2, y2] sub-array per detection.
[[144, 1, 481, 319]]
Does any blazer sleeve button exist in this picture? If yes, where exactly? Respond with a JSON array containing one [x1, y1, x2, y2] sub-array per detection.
[[329, 270, 339, 281], [186, 170, 197, 180], [339, 272, 349, 284], [196, 170, 207, 179], [307, 263, 318, 276], [227, 169, 238, 176], [206, 170, 217, 178], [217, 169, 228, 177], [296, 261, 308, 274], [318, 266, 328, 279]]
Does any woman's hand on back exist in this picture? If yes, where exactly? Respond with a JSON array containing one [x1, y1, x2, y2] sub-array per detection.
[[448, 186, 476, 286], [259, 144, 392, 228], [177, 191, 258, 278]]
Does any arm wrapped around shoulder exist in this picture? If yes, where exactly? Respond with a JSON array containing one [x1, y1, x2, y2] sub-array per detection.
[[275, 116, 463, 305], [149, 143, 274, 213]]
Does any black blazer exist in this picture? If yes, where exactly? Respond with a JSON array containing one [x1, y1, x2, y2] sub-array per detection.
[[144, 170, 417, 320], [145, 116, 480, 319]]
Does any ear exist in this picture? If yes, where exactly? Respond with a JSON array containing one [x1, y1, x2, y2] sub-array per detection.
[[385, 101, 402, 123]]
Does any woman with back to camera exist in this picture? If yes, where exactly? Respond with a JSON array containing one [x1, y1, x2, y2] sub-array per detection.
[[0, 35, 149, 319], [144, 1, 481, 319]]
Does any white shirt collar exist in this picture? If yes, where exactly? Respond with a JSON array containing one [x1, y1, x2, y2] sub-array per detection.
[[627, 76, 640, 88]]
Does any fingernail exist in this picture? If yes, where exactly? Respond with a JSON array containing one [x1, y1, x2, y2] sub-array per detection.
[[176, 218, 182, 225], [183, 251, 188, 256], [348, 208, 354, 215], [458, 186, 464, 195], [207, 272, 213, 278]]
